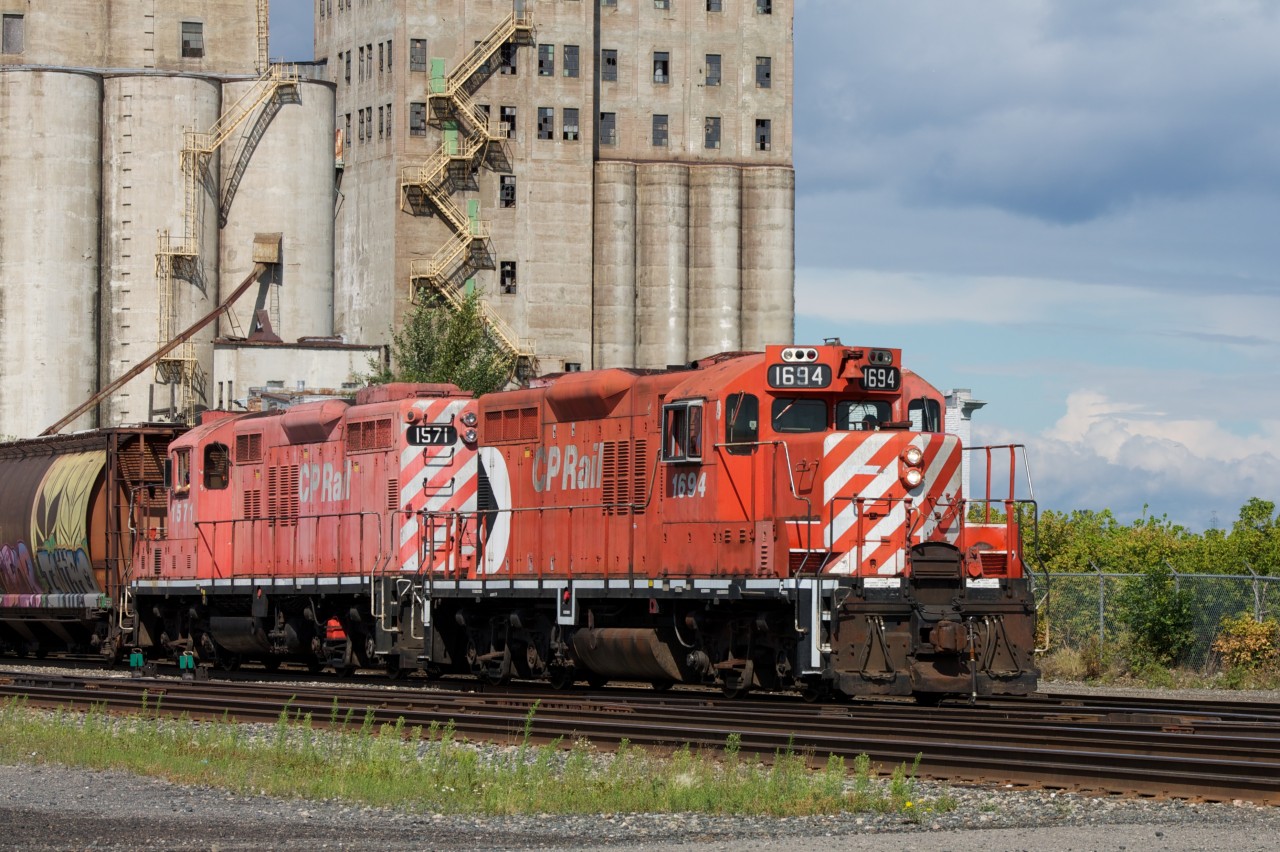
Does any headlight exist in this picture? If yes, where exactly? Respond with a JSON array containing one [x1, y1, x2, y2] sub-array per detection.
[[461, 411, 478, 427], [463, 428, 478, 444], [902, 468, 924, 488], [902, 446, 924, 466]]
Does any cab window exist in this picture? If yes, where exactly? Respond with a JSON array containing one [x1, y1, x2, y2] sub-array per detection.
[[725, 393, 759, 455], [172, 449, 192, 495], [837, 400, 892, 432], [203, 443, 230, 490], [662, 400, 704, 463], [771, 398, 826, 433], [909, 398, 942, 433]]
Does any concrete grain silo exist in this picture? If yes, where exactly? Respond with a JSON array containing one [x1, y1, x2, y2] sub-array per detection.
[[99, 73, 222, 426], [688, 165, 742, 360], [740, 166, 795, 350], [0, 68, 102, 438], [218, 77, 336, 342], [635, 163, 689, 369], [592, 161, 637, 370]]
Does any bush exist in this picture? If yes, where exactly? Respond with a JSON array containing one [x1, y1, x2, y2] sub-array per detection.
[[1212, 614, 1279, 670], [1115, 565, 1195, 667]]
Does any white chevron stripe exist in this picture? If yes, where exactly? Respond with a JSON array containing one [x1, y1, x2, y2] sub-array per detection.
[[823, 432, 892, 504]]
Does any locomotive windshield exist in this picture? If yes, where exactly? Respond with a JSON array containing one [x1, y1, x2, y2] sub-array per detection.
[[836, 400, 892, 431], [771, 398, 826, 433]]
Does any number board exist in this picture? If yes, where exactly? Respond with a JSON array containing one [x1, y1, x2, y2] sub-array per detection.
[[767, 363, 831, 389], [860, 366, 901, 392], [407, 424, 458, 446]]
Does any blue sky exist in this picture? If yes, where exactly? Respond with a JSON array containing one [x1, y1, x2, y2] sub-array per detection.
[[270, 2, 1280, 532]]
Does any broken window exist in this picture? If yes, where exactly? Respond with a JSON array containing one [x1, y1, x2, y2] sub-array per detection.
[[385, 102, 392, 136], [358, 45, 364, 80], [410, 38, 426, 71], [410, 102, 427, 136], [755, 118, 771, 151], [655, 0, 670, 9], [653, 51, 670, 84], [2, 14, 24, 54], [705, 54, 721, 87], [599, 112, 617, 145], [344, 113, 351, 147], [379, 42, 384, 71], [344, 50, 351, 82], [181, 21, 204, 58], [704, 116, 720, 149], [500, 105, 517, 139], [757, 0, 772, 12], [563, 108, 580, 141], [499, 43, 517, 75], [707, 0, 722, 10], [537, 107, 554, 140], [358, 109, 365, 141], [387, 40, 392, 75], [601, 0, 616, 6], [500, 175, 517, 208], [564, 363, 583, 372], [756, 56, 772, 88], [601, 49, 618, 82], [563, 44, 580, 78], [538, 44, 554, 76], [500, 261, 517, 294], [378, 106, 384, 137], [652, 114, 668, 147]]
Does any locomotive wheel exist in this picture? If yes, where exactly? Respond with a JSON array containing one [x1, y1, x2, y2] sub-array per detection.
[[720, 684, 749, 699], [800, 682, 830, 704], [547, 666, 576, 690], [217, 653, 241, 672], [650, 679, 674, 693], [385, 657, 409, 680], [586, 673, 609, 690]]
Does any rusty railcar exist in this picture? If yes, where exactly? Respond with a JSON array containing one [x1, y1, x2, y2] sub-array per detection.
[[0, 426, 180, 659]]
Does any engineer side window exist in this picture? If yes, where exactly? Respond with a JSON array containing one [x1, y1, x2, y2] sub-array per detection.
[[662, 400, 704, 463], [181, 21, 204, 58], [908, 398, 942, 433], [171, 450, 192, 495], [725, 393, 759, 455], [837, 400, 891, 432], [204, 443, 229, 490]]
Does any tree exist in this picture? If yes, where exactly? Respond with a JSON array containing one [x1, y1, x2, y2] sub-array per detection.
[[1228, 498, 1280, 575], [370, 288, 516, 395]]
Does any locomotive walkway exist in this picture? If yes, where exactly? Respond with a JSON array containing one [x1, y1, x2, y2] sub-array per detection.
[[0, 668, 1276, 806]]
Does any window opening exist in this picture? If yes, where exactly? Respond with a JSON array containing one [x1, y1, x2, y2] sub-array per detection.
[[2, 14, 24, 54], [755, 118, 772, 151], [725, 393, 759, 455], [410, 103, 427, 136], [601, 49, 618, 81], [563, 108, 580, 141], [537, 107, 554, 140], [204, 444, 230, 490], [756, 56, 772, 88], [707, 0, 722, 10], [538, 43, 555, 76], [705, 54, 721, 87], [757, 0, 772, 12], [653, 51, 670, 84], [500, 174, 517, 208], [704, 116, 721, 149], [662, 401, 705, 463], [500, 105, 517, 138], [908, 398, 943, 433], [563, 44, 580, 78], [499, 43, 517, 74], [652, 114, 668, 147], [771, 398, 827, 433], [599, 112, 617, 145], [173, 450, 192, 495], [410, 38, 427, 71], [181, 21, 204, 58], [837, 400, 892, 432], [500, 261, 517, 294]]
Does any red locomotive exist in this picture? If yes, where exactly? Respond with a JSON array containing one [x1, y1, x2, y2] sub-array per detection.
[[1, 343, 1041, 699]]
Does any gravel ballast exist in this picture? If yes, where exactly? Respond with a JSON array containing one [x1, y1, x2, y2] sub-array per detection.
[[1, 673, 1277, 850]]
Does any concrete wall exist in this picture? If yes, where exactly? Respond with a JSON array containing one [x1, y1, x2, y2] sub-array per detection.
[[213, 341, 384, 411], [0, 0, 258, 73], [0, 69, 101, 438], [219, 78, 337, 343], [99, 73, 222, 426]]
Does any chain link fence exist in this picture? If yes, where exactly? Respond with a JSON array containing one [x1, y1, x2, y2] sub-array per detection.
[[1039, 569, 1280, 669]]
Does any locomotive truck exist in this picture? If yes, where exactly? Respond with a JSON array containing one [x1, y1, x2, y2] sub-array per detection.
[[0, 343, 1041, 700]]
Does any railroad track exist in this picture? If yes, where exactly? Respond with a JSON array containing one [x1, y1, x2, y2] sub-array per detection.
[[0, 668, 1276, 806]]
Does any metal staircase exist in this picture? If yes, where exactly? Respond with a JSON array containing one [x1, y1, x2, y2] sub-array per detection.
[[152, 62, 299, 422], [399, 6, 536, 374]]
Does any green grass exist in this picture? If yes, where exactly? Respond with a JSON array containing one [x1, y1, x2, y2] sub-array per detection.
[[0, 697, 950, 818]]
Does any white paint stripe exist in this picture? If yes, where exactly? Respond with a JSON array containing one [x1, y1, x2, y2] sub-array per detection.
[[823, 433, 892, 504]]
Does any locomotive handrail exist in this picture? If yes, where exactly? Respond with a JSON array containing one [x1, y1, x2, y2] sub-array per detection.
[[192, 510, 386, 581]]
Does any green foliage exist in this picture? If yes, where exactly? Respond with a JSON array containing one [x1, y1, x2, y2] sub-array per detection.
[[0, 699, 951, 818], [369, 288, 516, 395], [1115, 564, 1196, 666]]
